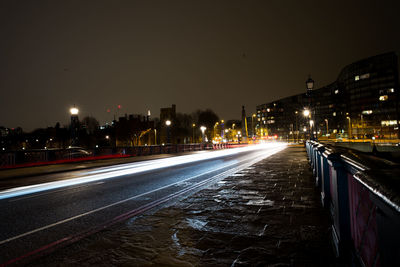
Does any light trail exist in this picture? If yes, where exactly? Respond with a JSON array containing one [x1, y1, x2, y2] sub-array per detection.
[[0, 143, 286, 201]]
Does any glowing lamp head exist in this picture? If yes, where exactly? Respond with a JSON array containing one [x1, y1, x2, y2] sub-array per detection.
[[200, 126, 207, 133], [303, 109, 310, 117], [70, 107, 79, 115], [165, 120, 171, 126]]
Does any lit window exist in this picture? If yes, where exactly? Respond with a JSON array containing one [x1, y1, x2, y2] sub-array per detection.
[[379, 95, 388, 101], [360, 73, 370, 79], [355, 75, 360, 81], [334, 89, 339, 94], [362, 110, 373, 115], [381, 120, 398, 126]]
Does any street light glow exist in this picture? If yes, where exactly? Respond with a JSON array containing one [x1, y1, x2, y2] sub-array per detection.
[[70, 107, 79, 115], [165, 120, 171, 126], [303, 109, 310, 117], [200, 126, 206, 133]]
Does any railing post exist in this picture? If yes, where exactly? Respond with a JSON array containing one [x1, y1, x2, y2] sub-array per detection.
[[327, 153, 351, 258]]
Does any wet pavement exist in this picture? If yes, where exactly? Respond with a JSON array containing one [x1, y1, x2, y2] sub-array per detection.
[[34, 145, 340, 266]]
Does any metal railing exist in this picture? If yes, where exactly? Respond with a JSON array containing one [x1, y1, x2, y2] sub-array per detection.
[[306, 141, 400, 266]]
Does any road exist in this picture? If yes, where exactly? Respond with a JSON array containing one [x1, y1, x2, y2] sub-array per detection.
[[0, 143, 286, 265]]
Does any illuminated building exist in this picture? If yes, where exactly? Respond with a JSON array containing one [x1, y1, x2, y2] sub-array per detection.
[[257, 52, 399, 140]]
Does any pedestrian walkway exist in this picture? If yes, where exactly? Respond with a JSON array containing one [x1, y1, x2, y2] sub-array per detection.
[[35, 145, 340, 266]]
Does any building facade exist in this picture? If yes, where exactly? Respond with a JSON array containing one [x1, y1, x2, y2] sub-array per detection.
[[256, 52, 400, 141]]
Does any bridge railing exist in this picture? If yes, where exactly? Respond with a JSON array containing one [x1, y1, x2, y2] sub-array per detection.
[[306, 141, 400, 266]]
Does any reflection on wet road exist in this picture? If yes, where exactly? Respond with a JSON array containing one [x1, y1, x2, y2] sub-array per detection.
[[0, 143, 286, 265]]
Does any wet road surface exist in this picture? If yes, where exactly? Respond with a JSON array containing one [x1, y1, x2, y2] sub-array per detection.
[[33, 145, 341, 266], [0, 144, 286, 265]]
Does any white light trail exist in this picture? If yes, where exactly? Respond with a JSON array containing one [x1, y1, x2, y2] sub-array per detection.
[[0, 143, 286, 200]]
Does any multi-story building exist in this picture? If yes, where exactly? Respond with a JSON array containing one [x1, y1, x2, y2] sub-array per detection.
[[256, 52, 400, 140]]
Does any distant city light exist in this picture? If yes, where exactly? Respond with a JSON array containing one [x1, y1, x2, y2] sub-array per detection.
[[200, 126, 206, 133], [303, 109, 310, 117], [165, 120, 171, 126]]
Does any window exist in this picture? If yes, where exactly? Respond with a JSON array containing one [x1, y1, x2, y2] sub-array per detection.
[[360, 73, 370, 79], [362, 110, 373, 115], [379, 95, 388, 101], [381, 120, 397, 126]]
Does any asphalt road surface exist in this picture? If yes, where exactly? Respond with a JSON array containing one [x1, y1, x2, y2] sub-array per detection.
[[0, 143, 286, 265]]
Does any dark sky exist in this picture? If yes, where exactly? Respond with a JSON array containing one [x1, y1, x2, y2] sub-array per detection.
[[1, 0, 399, 131]]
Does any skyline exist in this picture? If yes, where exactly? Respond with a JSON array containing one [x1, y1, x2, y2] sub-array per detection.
[[1, 0, 400, 131]]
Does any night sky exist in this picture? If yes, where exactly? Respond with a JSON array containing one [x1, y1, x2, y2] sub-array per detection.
[[1, 0, 399, 132]]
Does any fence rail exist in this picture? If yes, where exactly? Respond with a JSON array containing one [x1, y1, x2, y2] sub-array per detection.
[[306, 141, 400, 267]]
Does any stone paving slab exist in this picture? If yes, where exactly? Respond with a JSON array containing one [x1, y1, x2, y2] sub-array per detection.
[[35, 146, 342, 266]]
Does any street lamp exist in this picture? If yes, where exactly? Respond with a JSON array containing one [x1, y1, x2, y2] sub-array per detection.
[[325, 119, 329, 137], [165, 120, 172, 144], [252, 114, 256, 138], [306, 76, 316, 140], [192, 123, 196, 143], [70, 106, 79, 146], [346, 116, 352, 139], [200, 126, 207, 143], [295, 111, 299, 142], [306, 76, 314, 93], [70, 107, 79, 115], [303, 109, 311, 139]]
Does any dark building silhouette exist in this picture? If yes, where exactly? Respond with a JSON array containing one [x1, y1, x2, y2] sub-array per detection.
[[115, 114, 155, 146], [256, 52, 400, 140], [160, 104, 176, 144]]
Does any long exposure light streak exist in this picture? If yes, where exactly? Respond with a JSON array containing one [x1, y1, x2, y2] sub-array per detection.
[[0, 143, 286, 200]]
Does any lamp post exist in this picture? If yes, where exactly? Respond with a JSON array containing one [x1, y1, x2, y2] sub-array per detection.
[[325, 119, 329, 137], [295, 111, 298, 143], [200, 126, 207, 143], [252, 114, 256, 138], [306, 76, 315, 140], [192, 123, 196, 143], [303, 109, 310, 140], [70, 106, 79, 146], [165, 120, 171, 144], [346, 116, 352, 139]]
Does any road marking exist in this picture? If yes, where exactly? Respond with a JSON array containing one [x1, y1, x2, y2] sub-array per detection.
[[0, 144, 285, 201], [8, 181, 105, 202], [1, 146, 286, 266], [0, 146, 285, 247]]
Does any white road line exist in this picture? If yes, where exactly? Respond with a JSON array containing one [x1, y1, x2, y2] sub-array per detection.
[[0, 145, 286, 246]]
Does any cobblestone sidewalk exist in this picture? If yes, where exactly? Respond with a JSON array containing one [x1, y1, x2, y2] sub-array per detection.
[[37, 146, 339, 266]]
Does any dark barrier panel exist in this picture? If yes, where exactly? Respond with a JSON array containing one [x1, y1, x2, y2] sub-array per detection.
[[306, 141, 400, 266]]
